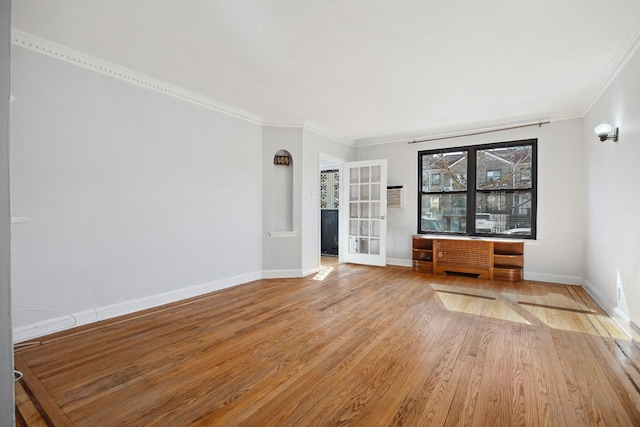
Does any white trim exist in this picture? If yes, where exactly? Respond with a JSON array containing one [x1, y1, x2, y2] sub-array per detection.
[[580, 17, 640, 114], [13, 271, 261, 343], [12, 30, 355, 146], [12, 22, 640, 150], [12, 30, 263, 125], [387, 258, 412, 268], [262, 269, 304, 279], [261, 266, 321, 279], [13, 309, 96, 343], [581, 279, 616, 314], [631, 322, 640, 350], [578, 280, 640, 347], [263, 119, 352, 146], [303, 266, 322, 277], [523, 272, 583, 285]]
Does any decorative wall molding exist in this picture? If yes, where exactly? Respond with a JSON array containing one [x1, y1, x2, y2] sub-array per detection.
[[12, 30, 264, 125], [262, 119, 352, 146], [12, 30, 353, 146], [581, 16, 640, 114], [12, 18, 640, 150], [13, 270, 262, 342]]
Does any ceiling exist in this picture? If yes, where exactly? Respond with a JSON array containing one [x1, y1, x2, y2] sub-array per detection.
[[12, 1, 640, 145]]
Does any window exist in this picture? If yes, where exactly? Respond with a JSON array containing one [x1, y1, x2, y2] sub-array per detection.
[[487, 169, 501, 182], [418, 139, 536, 238]]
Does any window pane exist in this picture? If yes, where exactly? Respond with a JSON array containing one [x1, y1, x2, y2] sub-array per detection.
[[421, 151, 468, 192], [370, 238, 380, 255], [359, 220, 369, 236], [418, 139, 536, 239], [476, 191, 532, 235], [371, 165, 381, 183], [420, 193, 467, 233], [360, 184, 370, 200], [360, 167, 370, 183], [476, 145, 533, 190], [371, 184, 380, 201], [350, 167, 359, 184]]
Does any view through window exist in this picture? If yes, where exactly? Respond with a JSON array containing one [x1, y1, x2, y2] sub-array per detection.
[[418, 139, 536, 238]]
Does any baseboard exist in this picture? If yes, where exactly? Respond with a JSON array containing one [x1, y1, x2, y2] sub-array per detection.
[[631, 322, 640, 350], [581, 278, 616, 314], [13, 271, 262, 343], [387, 258, 412, 268], [262, 269, 304, 279], [581, 279, 640, 345], [523, 271, 583, 285]]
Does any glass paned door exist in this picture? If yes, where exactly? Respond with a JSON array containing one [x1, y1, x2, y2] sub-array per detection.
[[341, 159, 387, 266]]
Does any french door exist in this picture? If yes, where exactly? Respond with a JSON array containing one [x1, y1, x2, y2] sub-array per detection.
[[341, 159, 387, 266]]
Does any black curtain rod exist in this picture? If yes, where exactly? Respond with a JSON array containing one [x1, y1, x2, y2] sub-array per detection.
[[407, 121, 551, 144]]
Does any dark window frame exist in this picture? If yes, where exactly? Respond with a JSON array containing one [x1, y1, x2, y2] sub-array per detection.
[[417, 138, 537, 239]]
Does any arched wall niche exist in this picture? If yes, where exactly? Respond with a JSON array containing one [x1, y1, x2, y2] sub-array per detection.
[[272, 149, 293, 231]]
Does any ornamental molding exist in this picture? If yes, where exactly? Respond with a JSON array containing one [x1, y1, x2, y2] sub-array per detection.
[[12, 30, 263, 125], [12, 30, 353, 146], [580, 17, 640, 114]]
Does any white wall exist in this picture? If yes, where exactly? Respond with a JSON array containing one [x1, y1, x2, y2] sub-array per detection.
[[582, 46, 640, 337], [355, 119, 586, 284], [10, 47, 263, 340], [262, 126, 303, 277], [262, 125, 354, 277], [0, 0, 14, 424]]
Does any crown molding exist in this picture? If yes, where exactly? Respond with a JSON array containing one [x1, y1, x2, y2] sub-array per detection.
[[352, 111, 583, 147], [262, 119, 353, 146], [581, 17, 640, 115], [11, 30, 264, 125], [12, 30, 355, 146]]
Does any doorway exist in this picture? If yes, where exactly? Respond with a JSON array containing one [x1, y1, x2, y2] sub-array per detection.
[[319, 156, 343, 266]]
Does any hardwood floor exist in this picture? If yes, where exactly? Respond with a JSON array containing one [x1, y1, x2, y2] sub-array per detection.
[[14, 259, 640, 426]]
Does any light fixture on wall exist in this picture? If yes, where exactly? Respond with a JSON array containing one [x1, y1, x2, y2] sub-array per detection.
[[594, 123, 619, 142]]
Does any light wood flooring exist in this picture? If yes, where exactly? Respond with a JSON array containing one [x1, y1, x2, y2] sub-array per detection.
[[14, 259, 640, 426]]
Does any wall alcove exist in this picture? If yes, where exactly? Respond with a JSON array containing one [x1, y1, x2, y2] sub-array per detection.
[[271, 149, 294, 233]]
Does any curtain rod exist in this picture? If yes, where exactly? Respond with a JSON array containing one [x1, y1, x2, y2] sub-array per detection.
[[407, 121, 551, 144]]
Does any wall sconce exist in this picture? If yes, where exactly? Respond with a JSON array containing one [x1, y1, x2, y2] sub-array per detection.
[[594, 123, 619, 142], [274, 155, 291, 165]]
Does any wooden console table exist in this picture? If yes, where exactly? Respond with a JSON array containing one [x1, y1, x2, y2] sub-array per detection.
[[412, 235, 524, 282]]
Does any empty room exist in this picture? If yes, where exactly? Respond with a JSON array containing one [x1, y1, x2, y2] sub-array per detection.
[[2, 1, 640, 426]]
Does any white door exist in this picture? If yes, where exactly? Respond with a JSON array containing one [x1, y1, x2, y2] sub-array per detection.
[[341, 159, 387, 266]]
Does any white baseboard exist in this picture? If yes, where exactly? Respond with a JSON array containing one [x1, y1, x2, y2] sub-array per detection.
[[581, 278, 616, 314], [387, 258, 412, 268], [523, 271, 583, 285], [581, 278, 639, 345], [631, 322, 640, 350], [303, 266, 322, 277], [13, 271, 262, 343], [262, 269, 304, 279]]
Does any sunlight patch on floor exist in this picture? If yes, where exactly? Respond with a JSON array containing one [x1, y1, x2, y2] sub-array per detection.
[[436, 290, 531, 325], [314, 266, 334, 281]]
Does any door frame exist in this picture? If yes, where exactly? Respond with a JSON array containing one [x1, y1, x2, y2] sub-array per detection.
[[319, 154, 345, 266]]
